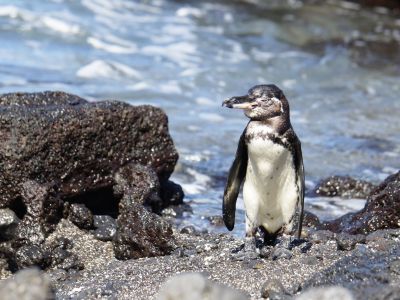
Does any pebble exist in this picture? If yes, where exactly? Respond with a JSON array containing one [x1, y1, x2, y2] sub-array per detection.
[[296, 286, 354, 300], [272, 248, 292, 260], [261, 278, 288, 299]]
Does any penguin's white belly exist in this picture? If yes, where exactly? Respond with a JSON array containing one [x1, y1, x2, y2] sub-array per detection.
[[243, 137, 298, 234]]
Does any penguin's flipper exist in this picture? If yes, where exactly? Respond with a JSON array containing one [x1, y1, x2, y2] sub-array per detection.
[[293, 137, 305, 239], [223, 130, 248, 231]]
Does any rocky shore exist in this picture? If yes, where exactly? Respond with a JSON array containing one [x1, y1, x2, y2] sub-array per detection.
[[0, 92, 399, 299]]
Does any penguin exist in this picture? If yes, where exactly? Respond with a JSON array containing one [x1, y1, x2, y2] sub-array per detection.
[[222, 84, 304, 243]]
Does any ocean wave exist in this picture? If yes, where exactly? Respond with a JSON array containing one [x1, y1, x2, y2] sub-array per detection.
[[87, 36, 138, 54], [76, 60, 142, 79], [0, 5, 81, 35]]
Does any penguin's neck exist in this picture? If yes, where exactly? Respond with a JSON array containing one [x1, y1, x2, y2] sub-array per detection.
[[251, 115, 291, 136]]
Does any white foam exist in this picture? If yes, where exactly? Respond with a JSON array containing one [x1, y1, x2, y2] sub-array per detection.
[[180, 68, 203, 77], [41, 16, 81, 35], [176, 7, 204, 18], [127, 82, 151, 91], [251, 48, 275, 61], [306, 197, 366, 221], [87, 36, 138, 54], [181, 168, 212, 195], [76, 60, 142, 79], [142, 42, 199, 68], [0, 5, 23, 18]]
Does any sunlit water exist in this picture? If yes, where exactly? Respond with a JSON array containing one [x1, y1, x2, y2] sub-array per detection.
[[1, 0, 399, 236]]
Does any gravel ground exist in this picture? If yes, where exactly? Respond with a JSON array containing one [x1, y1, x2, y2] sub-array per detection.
[[44, 221, 400, 300]]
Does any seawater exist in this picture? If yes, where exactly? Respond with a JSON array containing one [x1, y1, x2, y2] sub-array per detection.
[[0, 0, 399, 236]]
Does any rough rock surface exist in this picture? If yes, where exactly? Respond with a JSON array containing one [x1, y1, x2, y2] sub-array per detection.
[[312, 175, 377, 199], [324, 172, 400, 234], [0, 91, 180, 270], [114, 203, 175, 260], [0, 91, 178, 207]]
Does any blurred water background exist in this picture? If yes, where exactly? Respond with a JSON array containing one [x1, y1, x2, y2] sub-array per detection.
[[0, 0, 399, 235]]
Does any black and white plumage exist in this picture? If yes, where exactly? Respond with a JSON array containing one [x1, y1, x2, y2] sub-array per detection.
[[222, 84, 304, 241]]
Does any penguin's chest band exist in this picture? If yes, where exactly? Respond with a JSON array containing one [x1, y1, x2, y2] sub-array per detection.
[[245, 132, 292, 152]]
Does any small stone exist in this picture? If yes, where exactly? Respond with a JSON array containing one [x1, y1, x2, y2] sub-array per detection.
[[309, 230, 335, 243], [0, 258, 11, 279], [261, 279, 287, 299], [92, 215, 117, 241], [296, 286, 354, 300], [272, 248, 292, 260], [68, 203, 93, 230], [15, 245, 47, 269], [157, 272, 248, 300], [180, 225, 197, 235], [160, 180, 184, 206], [207, 215, 224, 226], [47, 268, 68, 282], [0, 209, 19, 227], [203, 243, 218, 252], [0, 209, 19, 239], [336, 233, 366, 251], [303, 256, 320, 266], [259, 246, 273, 258], [389, 259, 400, 275]]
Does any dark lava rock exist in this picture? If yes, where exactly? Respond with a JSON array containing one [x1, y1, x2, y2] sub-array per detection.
[[302, 211, 322, 230], [15, 181, 63, 245], [335, 233, 366, 251], [0, 91, 178, 208], [114, 203, 175, 259], [271, 247, 293, 260], [0, 91, 181, 269], [15, 245, 47, 270], [114, 163, 161, 209], [324, 172, 400, 234], [180, 225, 197, 235], [0, 209, 19, 240], [0, 268, 54, 300], [160, 180, 184, 207], [92, 215, 117, 241], [261, 279, 289, 299], [313, 175, 376, 199], [68, 203, 93, 229], [45, 237, 83, 271], [308, 230, 335, 243]]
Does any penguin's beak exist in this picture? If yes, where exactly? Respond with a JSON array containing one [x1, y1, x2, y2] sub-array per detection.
[[222, 95, 256, 109]]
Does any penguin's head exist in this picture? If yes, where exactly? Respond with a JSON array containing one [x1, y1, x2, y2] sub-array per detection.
[[222, 84, 289, 120]]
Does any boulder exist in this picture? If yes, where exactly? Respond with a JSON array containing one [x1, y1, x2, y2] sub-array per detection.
[[0, 91, 178, 208], [324, 172, 400, 234], [0, 91, 181, 269], [312, 175, 376, 199]]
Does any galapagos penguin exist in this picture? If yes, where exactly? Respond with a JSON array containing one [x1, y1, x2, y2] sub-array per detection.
[[222, 84, 304, 243]]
